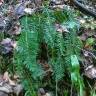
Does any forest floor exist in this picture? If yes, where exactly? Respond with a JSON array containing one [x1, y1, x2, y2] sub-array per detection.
[[0, 0, 96, 96]]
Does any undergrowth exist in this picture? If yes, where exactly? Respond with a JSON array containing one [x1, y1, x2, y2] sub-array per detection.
[[14, 7, 84, 96]]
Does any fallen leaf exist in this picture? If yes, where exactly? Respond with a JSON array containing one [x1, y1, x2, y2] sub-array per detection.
[[3, 72, 16, 86], [84, 65, 96, 79], [3, 72, 10, 82], [12, 41, 17, 49], [8, 22, 21, 35], [13, 84, 23, 96], [15, 4, 25, 17], [38, 88, 46, 96], [0, 38, 17, 54], [0, 84, 12, 93], [24, 8, 36, 14]]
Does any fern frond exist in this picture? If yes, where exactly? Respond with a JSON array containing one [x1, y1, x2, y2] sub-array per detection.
[[43, 8, 56, 48], [15, 16, 44, 79], [14, 7, 84, 96]]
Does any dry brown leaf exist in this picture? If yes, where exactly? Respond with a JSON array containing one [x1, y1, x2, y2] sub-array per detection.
[[3, 72, 16, 86], [1, 38, 17, 54], [84, 65, 96, 79], [3, 72, 9, 82], [9, 79, 16, 86], [8, 22, 21, 35]]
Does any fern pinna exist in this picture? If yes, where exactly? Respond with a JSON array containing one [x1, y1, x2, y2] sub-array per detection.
[[14, 7, 84, 96]]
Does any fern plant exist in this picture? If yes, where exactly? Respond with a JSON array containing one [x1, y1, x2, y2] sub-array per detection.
[[14, 6, 84, 96]]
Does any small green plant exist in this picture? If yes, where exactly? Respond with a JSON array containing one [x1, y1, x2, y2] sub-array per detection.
[[14, 7, 84, 96]]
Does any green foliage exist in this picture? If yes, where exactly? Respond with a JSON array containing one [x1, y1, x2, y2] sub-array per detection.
[[14, 7, 83, 96], [71, 55, 84, 96], [15, 15, 45, 95], [15, 16, 44, 79]]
